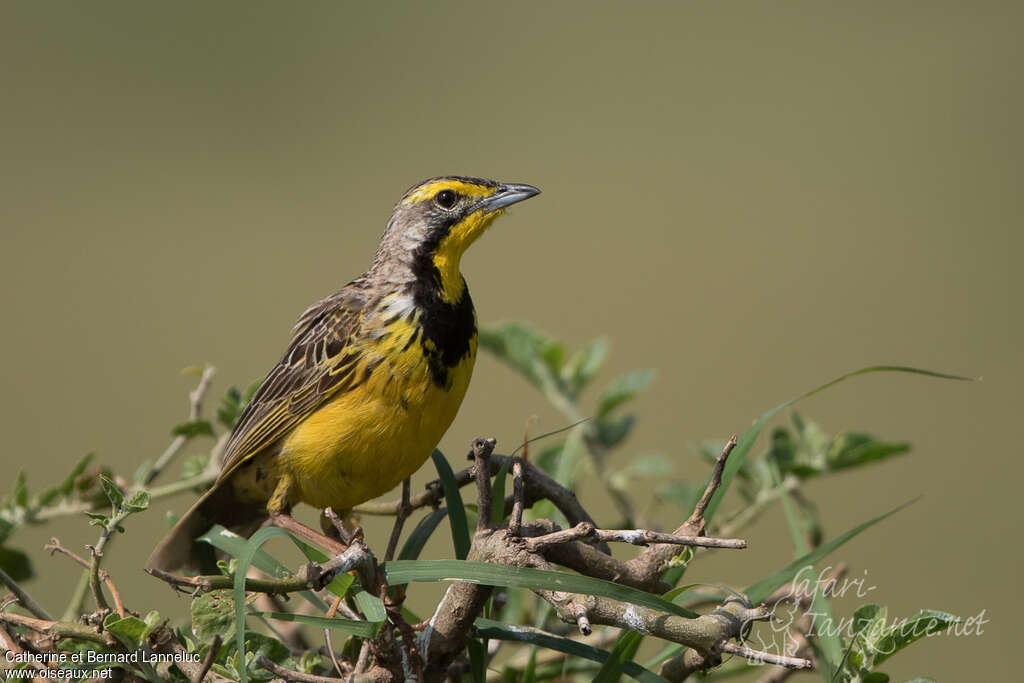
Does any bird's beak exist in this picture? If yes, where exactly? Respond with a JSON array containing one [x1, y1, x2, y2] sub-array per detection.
[[478, 183, 541, 213]]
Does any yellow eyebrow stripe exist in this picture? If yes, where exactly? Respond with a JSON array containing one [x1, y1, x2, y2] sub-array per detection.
[[402, 180, 495, 205]]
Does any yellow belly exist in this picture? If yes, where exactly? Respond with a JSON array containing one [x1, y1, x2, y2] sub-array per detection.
[[273, 331, 477, 511]]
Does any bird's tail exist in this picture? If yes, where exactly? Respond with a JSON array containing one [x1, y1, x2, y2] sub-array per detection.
[[146, 480, 265, 572]]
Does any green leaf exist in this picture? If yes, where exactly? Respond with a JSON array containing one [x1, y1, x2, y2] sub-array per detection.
[[594, 630, 644, 683], [872, 610, 962, 666], [863, 674, 890, 683], [254, 611, 382, 638], [829, 435, 910, 472], [431, 449, 471, 560], [192, 589, 243, 642], [398, 508, 449, 561], [595, 413, 637, 449], [479, 321, 566, 400], [218, 386, 243, 428], [13, 472, 28, 508], [744, 499, 916, 604], [474, 619, 668, 683], [703, 365, 970, 525], [171, 419, 215, 438], [562, 336, 610, 395], [125, 490, 150, 512], [98, 474, 124, 510], [0, 518, 14, 545], [384, 560, 698, 619], [0, 545, 33, 581], [353, 589, 387, 623], [467, 637, 487, 683], [597, 369, 655, 418], [59, 453, 95, 497], [103, 614, 150, 649]]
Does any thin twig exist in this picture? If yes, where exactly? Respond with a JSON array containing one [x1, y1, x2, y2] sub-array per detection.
[[719, 641, 812, 669], [509, 460, 524, 536], [45, 538, 124, 617], [0, 567, 52, 620], [191, 633, 222, 683], [686, 435, 738, 530], [322, 595, 350, 679], [524, 521, 747, 552], [384, 478, 413, 562], [148, 545, 370, 595], [471, 438, 497, 532]]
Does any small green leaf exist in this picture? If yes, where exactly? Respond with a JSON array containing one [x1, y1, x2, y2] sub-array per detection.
[[126, 490, 150, 512], [595, 413, 636, 449], [98, 474, 124, 510], [59, 453, 95, 497], [872, 610, 962, 666], [863, 674, 891, 683], [597, 369, 655, 417], [0, 518, 13, 545], [0, 545, 33, 581], [171, 419, 215, 438], [562, 336, 610, 395], [104, 614, 150, 649], [13, 472, 28, 508]]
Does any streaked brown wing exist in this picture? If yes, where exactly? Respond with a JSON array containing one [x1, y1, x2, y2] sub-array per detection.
[[217, 286, 372, 479]]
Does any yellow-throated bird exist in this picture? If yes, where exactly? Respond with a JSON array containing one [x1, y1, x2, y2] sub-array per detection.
[[147, 176, 540, 570]]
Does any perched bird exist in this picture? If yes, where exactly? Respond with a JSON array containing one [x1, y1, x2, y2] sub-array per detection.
[[147, 176, 540, 570]]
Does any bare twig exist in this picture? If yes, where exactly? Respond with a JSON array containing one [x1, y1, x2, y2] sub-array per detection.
[[0, 612, 110, 646], [191, 633, 222, 683], [524, 521, 747, 552], [45, 538, 124, 617], [509, 459, 524, 535], [148, 544, 371, 595], [471, 438, 497, 532], [384, 478, 413, 562], [0, 567, 52, 620], [720, 641, 812, 669]]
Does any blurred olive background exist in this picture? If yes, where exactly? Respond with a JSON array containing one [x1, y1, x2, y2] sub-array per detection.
[[1, 1, 1020, 679]]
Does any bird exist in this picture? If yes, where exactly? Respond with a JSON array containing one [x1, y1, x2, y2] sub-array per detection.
[[147, 176, 540, 571]]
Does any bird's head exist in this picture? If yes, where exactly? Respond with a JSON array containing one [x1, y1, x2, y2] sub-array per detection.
[[374, 176, 540, 302]]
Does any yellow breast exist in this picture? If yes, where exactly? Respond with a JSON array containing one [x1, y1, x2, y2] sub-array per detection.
[[275, 316, 477, 510]]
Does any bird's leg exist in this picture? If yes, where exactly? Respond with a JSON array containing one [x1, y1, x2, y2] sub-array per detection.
[[268, 510, 349, 556], [321, 507, 364, 546], [266, 474, 348, 556]]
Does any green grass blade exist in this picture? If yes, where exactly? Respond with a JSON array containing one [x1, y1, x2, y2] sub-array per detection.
[[398, 507, 449, 561], [383, 560, 698, 619], [745, 498, 917, 604], [702, 365, 969, 525], [474, 619, 668, 683], [431, 449, 471, 560]]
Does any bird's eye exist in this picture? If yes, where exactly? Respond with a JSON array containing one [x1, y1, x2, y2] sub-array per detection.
[[434, 189, 458, 210]]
